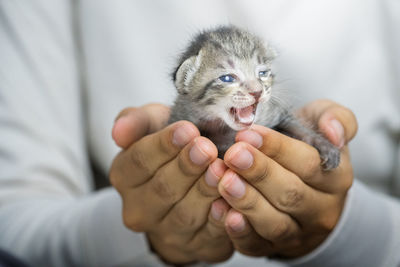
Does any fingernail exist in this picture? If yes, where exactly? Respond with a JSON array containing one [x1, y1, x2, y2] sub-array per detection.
[[222, 172, 246, 198], [112, 116, 129, 144], [211, 203, 224, 221], [205, 166, 220, 187], [228, 212, 245, 232], [330, 119, 345, 148], [228, 146, 253, 170], [237, 130, 263, 148], [112, 117, 124, 141], [173, 124, 196, 148], [189, 139, 210, 165]]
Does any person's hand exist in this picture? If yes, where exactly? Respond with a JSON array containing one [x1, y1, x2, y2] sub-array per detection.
[[217, 100, 357, 258], [110, 104, 233, 264]]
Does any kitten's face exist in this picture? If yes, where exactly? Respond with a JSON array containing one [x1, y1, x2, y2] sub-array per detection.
[[187, 51, 274, 131]]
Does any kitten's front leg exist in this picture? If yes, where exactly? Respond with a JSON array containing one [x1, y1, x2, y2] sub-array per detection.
[[274, 114, 340, 170]]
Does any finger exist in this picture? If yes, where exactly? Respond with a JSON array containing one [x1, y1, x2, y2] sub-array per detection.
[[298, 99, 358, 147], [111, 121, 199, 188], [119, 136, 217, 231], [224, 209, 273, 257], [138, 136, 218, 220], [189, 199, 234, 263], [218, 169, 301, 243], [163, 159, 226, 232], [223, 142, 342, 228], [236, 126, 325, 184], [317, 106, 358, 147], [112, 104, 170, 149], [235, 127, 352, 191]]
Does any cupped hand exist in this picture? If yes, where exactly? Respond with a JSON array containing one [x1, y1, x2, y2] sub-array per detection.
[[110, 104, 233, 264], [218, 100, 358, 258]]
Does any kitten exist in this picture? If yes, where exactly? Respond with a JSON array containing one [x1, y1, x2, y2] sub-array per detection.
[[169, 26, 339, 170]]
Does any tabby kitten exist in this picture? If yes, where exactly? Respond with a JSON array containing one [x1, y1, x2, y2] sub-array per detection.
[[169, 26, 339, 170]]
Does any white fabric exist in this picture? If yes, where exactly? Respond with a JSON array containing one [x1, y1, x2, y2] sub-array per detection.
[[0, 0, 399, 266]]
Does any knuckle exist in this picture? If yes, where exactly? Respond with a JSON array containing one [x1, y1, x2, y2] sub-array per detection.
[[342, 176, 353, 192], [158, 129, 176, 157], [268, 219, 292, 242], [196, 179, 218, 198], [129, 145, 152, 175], [109, 165, 121, 190], [313, 198, 341, 232], [247, 164, 269, 185], [335, 161, 353, 192], [109, 153, 126, 190], [316, 214, 337, 232], [303, 152, 321, 178], [205, 216, 227, 238], [177, 149, 198, 177], [206, 222, 226, 239], [151, 170, 179, 204], [276, 181, 304, 210], [170, 205, 198, 230], [177, 137, 214, 177], [122, 209, 147, 232], [265, 134, 283, 160], [109, 173, 122, 192], [237, 192, 259, 212]]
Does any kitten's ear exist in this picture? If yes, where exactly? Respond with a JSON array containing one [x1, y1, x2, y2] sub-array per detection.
[[175, 49, 204, 94]]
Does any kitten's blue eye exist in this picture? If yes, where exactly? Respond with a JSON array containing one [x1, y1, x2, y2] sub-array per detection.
[[219, 74, 236, 83], [259, 70, 271, 78]]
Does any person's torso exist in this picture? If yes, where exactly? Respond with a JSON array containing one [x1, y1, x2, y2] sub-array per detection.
[[77, 0, 400, 194]]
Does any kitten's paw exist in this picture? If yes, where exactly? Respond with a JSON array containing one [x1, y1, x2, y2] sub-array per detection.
[[313, 136, 340, 170]]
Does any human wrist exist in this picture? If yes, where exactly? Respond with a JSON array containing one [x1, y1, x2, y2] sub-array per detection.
[[284, 180, 392, 267]]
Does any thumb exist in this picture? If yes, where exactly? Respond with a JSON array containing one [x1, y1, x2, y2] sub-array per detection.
[[112, 103, 170, 149], [299, 99, 358, 148], [318, 105, 358, 148]]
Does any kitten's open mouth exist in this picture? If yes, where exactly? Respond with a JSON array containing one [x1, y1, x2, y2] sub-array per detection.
[[230, 104, 257, 127]]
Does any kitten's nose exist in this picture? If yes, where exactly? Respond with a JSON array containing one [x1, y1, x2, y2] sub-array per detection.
[[249, 91, 262, 101], [245, 80, 263, 102]]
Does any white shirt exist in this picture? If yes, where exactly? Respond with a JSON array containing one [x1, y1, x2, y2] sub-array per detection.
[[0, 0, 399, 266]]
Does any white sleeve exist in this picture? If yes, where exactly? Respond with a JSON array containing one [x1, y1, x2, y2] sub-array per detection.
[[0, 1, 163, 266], [284, 180, 400, 267], [284, 3, 400, 266]]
